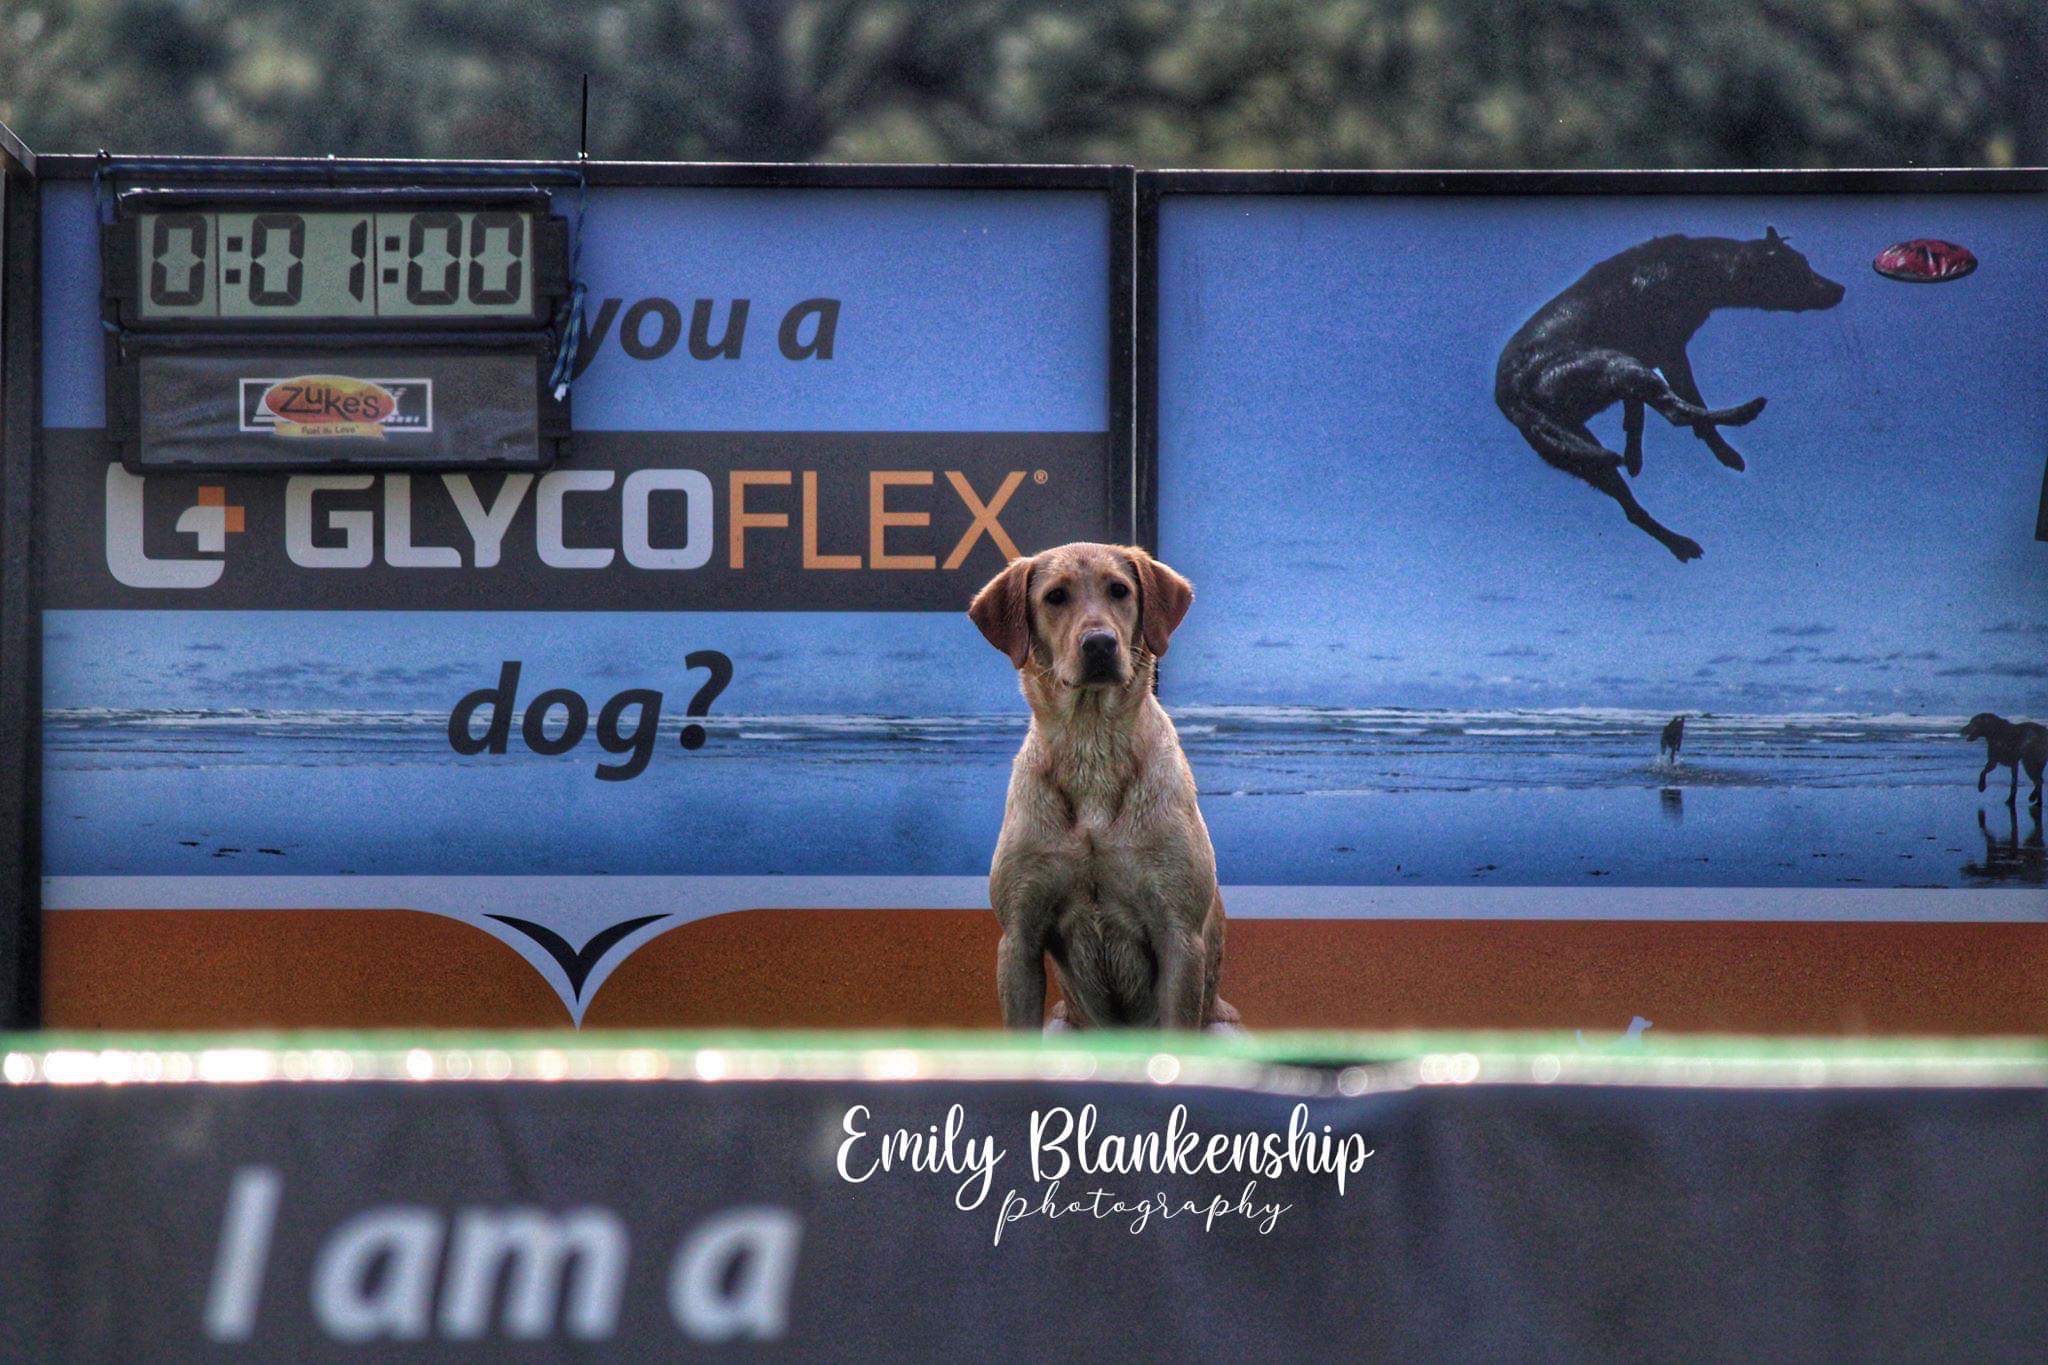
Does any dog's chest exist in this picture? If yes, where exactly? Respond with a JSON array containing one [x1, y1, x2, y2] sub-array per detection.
[[1001, 716, 1207, 923], [1049, 848, 1154, 951], [1034, 788, 1180, 916]]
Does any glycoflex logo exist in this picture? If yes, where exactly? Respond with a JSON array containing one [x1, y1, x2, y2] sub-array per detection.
[[99, 457, 1044, 596], [241, 375, 432, 439], [106, 466, 246, 589]]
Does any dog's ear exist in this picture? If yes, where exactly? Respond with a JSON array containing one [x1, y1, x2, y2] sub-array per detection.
[[1123, 546, 1193, 658], [1765, 225, 1783, 244], [969, 555, 1036, 668]]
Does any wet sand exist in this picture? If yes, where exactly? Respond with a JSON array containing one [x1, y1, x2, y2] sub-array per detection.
[[42, 706, 2041, 890]]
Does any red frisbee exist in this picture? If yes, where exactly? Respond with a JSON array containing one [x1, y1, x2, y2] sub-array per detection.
[[1872, 239, 1977, 283]]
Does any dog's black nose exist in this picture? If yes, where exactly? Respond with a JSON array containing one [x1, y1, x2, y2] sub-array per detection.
[[1080, 630, 1120, 669]]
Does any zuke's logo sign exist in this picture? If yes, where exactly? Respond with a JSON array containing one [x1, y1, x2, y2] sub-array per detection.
[[240, 375, 432, 439]]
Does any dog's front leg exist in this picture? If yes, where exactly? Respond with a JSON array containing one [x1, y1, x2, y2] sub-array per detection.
[[1152, 927, 1206, 1030], [1980, 760, 1996, 793], [1661, 351, 1753, 471], [992, 850, 1059, 1028], [996, 928, 1049, 1030], [1622, 399, 1645, 478]]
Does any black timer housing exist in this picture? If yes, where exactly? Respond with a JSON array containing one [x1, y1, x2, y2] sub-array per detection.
[[100, 180, 574, 472]]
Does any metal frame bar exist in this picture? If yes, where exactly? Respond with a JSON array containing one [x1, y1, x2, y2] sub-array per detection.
[[1134, 177, 1161, 554], [1107, 166, 1136, 543], [1141, 167, 2048, 196], [1, 124, 40, 1026], [0, 124, 32, 182], [38, 153, 1124, 192]]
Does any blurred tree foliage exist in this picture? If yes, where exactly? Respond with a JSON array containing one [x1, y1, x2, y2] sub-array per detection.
[[2, 0, 2042, 167]]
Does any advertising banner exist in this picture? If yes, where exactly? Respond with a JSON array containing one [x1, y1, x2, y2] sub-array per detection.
[[35, 167, 2048, 1034], [0, 1067, 2042, 1357], [1146, 183, 2048, 1032], [38, 175, 1123, 1027]]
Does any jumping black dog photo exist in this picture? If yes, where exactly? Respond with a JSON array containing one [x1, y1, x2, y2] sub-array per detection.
[[1496, 227, 1845, 561]]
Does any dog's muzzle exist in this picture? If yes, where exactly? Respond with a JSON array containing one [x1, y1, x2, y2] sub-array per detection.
[[1078, 630, 1124, 683]]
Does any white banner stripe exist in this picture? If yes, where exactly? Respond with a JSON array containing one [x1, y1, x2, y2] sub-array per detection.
[[41, 876, 2048, 923]]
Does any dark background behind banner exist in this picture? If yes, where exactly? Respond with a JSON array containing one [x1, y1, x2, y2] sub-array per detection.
[[3, 2, 2047, 171], [1, 1075, 2044, 1357]]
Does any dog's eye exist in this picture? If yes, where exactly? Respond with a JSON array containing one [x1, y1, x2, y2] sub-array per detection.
[[1043, 587, 1068, 607], [1107, 581, 1130, 600]]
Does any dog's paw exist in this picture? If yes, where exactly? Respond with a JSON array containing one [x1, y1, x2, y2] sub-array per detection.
[[1666, 536, 1704, 563], [1625, 448, 1643, 478], [1720, 396, 1768, 426]]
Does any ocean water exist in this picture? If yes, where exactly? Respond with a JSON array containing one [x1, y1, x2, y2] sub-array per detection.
[[41, 706, 2045, 889]]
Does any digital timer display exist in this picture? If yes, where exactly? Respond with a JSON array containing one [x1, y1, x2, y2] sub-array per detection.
[[135, 208, 536, 320]]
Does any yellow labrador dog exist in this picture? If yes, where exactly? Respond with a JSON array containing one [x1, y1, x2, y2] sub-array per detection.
[[969, 543, 1239, 1031]]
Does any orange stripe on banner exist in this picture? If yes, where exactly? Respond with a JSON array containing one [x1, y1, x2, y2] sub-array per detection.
[[43, 910, 564, 1029], [584, 913, 2048, 1034], [584, 910, 1008, 1028], [1216, 919, 2048, 1036], [41, 909, 2048, 1034]]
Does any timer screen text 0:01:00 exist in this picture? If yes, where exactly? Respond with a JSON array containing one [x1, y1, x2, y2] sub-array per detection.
[[136, 209, 534, 321]]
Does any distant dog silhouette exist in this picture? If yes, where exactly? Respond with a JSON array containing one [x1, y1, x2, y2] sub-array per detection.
[[1497, 227, 1845, 561], [1962, 712, 2047, 808], [1659, 714, 1686, 765]]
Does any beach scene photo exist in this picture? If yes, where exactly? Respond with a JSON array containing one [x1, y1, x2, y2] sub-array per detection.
[[1148, 191, 2048, 896], [39, 702, 2046, 890], [38, 629, 2043, 892]]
